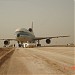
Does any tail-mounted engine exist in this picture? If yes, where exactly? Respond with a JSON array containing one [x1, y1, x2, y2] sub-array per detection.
[[28, 28, 33, 32], [46, 39, 51, 44], [4, 40, 10, 45]]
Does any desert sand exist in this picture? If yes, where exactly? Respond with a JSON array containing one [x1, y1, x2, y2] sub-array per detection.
[[0, 47, 74, 75]]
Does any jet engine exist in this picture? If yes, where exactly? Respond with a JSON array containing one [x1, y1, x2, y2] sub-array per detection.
[[4, 40, 10, 45], [28, 28, 33, 32], [46, 39, 51, 44]]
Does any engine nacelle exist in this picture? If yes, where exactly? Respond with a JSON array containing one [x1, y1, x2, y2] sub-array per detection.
[[4, 40, 10, 45], [28, 28, 33, 32], [46, 39, 51, 44]]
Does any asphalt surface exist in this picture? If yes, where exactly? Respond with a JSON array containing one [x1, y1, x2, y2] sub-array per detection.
[[0, 47, 74, 75]]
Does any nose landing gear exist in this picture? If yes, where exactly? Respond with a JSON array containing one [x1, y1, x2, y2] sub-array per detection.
[[18, 41, 24, 47]]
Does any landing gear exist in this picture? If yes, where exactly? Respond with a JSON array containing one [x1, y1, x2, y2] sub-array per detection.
[[18, 44, 22, 47], [37, 40, 41, 47], [18, 41, 24, 48], [37, 44, 41, 47]]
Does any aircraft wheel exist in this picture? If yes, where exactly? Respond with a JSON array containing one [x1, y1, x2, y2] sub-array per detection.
[[37, 44, 41, 47], [18, 44, 21, 47]]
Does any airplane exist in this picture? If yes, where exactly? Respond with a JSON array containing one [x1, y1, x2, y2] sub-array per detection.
[[0, 22, 69, 47]]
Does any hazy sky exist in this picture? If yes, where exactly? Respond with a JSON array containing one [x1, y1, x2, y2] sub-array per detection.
[[0, 0, 74, 46]]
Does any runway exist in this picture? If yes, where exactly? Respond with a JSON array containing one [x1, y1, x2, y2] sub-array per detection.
[[0, 47, 74, 75]]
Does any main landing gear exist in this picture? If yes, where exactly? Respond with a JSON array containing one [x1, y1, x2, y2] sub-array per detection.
[[37, 40, 41, 47], [37, 44, 41, 47]]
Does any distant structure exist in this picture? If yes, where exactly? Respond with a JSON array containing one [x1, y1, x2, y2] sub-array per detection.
[[67, 43, 74, 47]]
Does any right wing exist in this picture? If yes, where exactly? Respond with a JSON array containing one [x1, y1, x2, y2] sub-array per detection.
[[0, 38, 16, 41]]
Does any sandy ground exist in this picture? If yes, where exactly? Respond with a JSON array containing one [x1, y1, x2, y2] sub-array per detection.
[[0, 47, 74, 75], [0, 48, 10, 57], [0, 48, 14, 56]]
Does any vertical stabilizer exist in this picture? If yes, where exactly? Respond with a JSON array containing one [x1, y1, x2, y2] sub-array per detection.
[[31, 21, 34, 35], [32, 21, 33, 31]]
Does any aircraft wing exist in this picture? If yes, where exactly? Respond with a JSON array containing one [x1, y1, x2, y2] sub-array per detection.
[[34, 36, 69, 40], [0, 39, 16, 41]]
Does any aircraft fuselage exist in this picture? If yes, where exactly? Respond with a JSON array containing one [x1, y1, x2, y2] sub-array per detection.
[[15, 28, 35, 43]]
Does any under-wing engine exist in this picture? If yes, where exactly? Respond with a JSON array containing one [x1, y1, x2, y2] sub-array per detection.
[[4, 40, 10, 45], [46, 39, 51, 44]]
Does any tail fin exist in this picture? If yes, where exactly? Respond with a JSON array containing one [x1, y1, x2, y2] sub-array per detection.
[[32, 21, 33, 31], [31, 21, 34, 34]]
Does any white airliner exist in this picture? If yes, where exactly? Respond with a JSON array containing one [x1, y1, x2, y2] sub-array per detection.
[[0, 22, 69, 47]]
